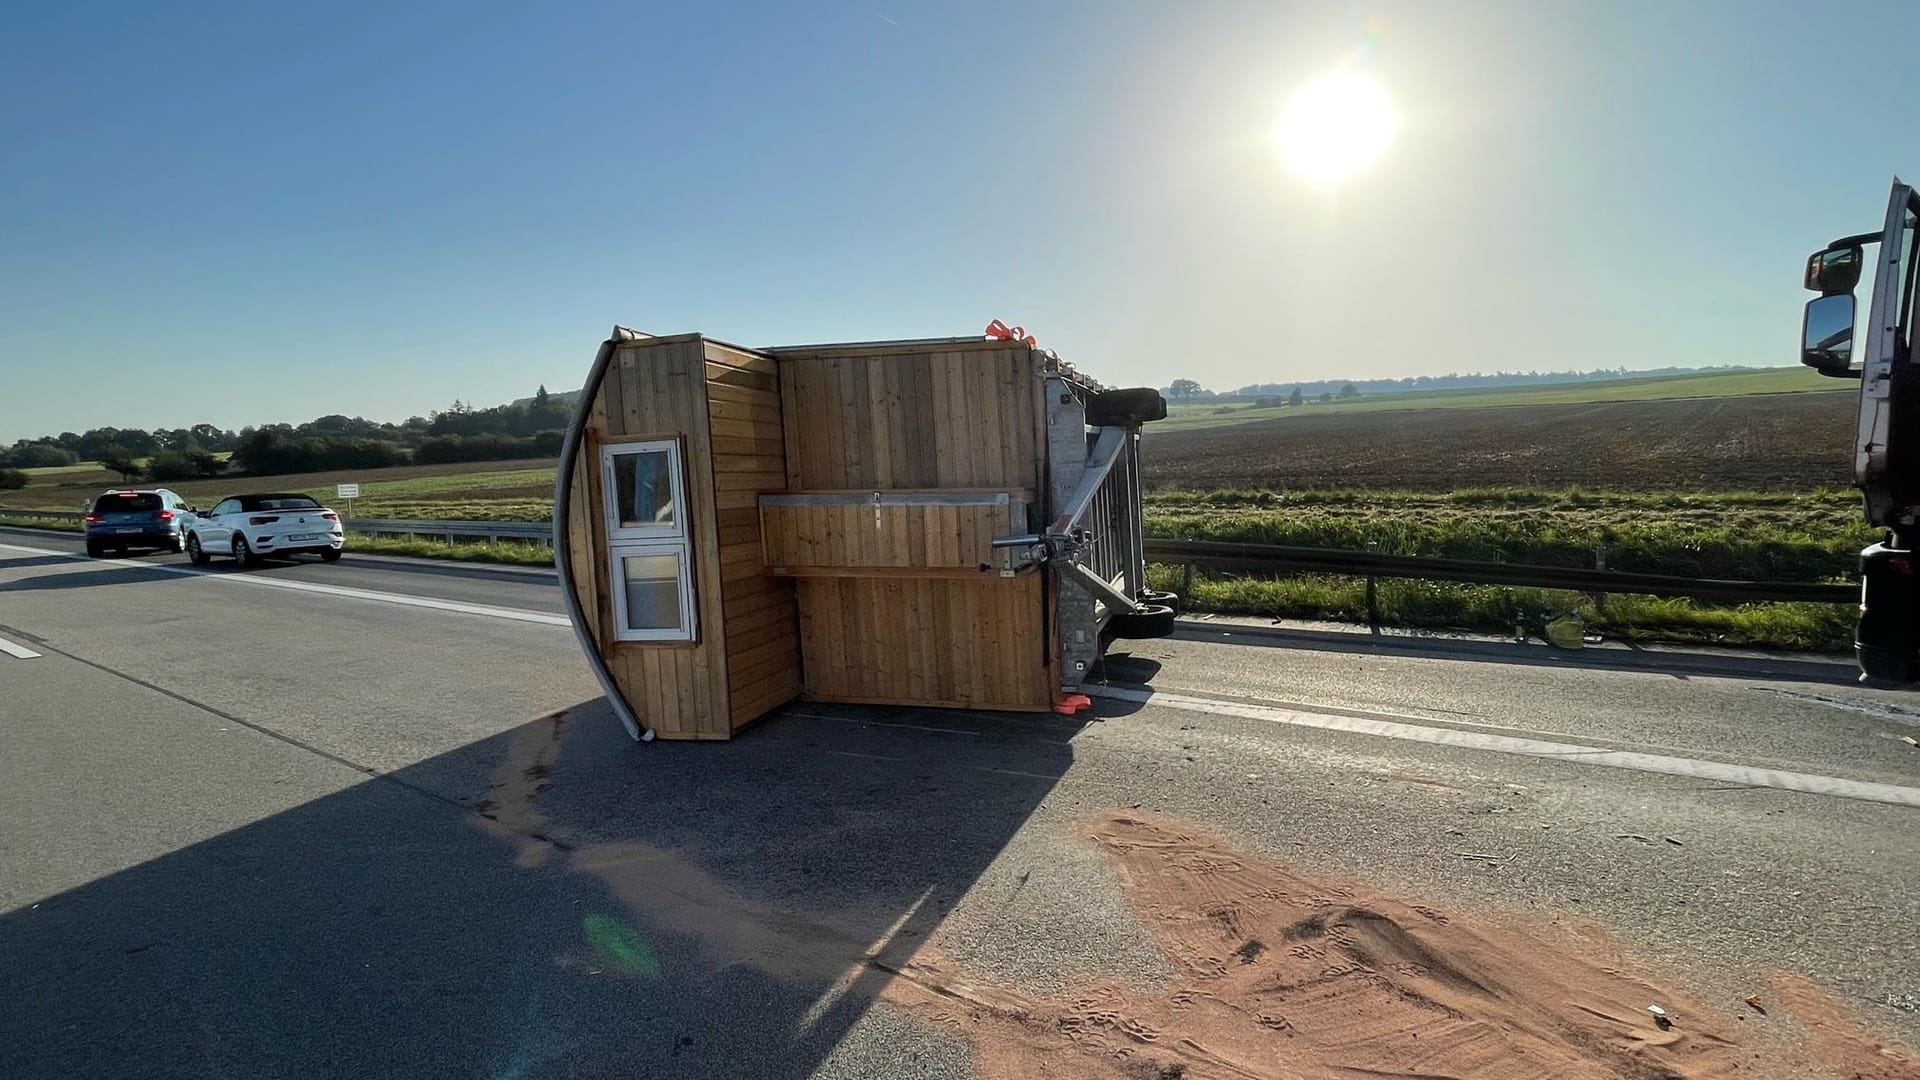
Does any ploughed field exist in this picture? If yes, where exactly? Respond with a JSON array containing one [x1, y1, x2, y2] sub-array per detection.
[[1141, 392, 1856, 493]]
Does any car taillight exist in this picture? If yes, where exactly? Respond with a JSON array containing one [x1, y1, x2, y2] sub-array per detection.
[[156, 510, 173, 521], [320, 512, 339, 521], [249, 515, 280, 526], [84, 513, 102, 523]]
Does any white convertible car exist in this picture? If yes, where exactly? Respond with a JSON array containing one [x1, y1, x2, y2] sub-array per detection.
[[186, 492, 345, 566]]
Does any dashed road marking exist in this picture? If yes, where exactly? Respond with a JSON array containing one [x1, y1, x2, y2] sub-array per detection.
[[0, 634, 42, 659]]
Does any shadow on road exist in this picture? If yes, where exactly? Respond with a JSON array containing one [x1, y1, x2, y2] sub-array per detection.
[[1169, 622, 1861, 685], [0, 554, 79, 572], [0, 698, 1081, 1080]]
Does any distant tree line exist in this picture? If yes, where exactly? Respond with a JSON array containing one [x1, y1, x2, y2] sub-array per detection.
[[3, 385, 575, 482]]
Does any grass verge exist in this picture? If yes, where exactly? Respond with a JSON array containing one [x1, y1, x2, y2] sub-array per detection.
[[1148, 566, 1855, 651], [345, 536, 554, 567]]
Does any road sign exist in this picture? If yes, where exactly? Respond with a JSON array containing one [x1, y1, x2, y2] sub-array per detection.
[[336, 483, 361, 499]]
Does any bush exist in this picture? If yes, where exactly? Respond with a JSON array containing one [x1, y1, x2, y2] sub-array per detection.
[[0, 468, 27, 490], [3, 444, 77, 468], [414, 431, 563, 465], [231, 430, 409, 476], [186, 450, 228, 478], [146, 451, 198, 482]]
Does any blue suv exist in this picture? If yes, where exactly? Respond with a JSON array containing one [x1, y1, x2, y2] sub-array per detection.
[[84, 488, 196, 557]]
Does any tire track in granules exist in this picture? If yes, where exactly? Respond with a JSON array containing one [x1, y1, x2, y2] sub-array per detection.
[[879, 810, 1917, 1080]]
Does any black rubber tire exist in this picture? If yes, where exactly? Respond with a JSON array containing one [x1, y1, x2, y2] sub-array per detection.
[[1138, 589, 1181, 615], [231, 535, 253, 567], [320, 549, 342, 563], [1086, 387, 1167, 427], [1108, 602, 1177, 640], [85, 541, 104, 558], [186, 533, 209, 566], [171, 531, 188, 553]]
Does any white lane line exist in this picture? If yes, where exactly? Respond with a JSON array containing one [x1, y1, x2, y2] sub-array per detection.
[[0, 634, 42, 659], [1090, 686, 1920, 810], [0, 543, 571, 628]]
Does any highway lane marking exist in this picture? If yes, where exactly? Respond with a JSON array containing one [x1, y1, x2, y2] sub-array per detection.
[[1090, 686, 1920, 809], [0, 633, 42, 659], [0, 543, 571, 628]]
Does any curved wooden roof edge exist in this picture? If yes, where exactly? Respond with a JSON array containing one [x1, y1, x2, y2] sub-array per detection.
[[551, 328, 648, 742]]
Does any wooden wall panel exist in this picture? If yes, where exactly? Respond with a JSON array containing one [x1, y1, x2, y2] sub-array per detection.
[[705, 340, 802, 730], [769, 341, 1055, 710], [794, 576, 1051, 710], [777, 344, 1041, 492], [585, 336, 731, 740], [759, 493, 1030, 575]]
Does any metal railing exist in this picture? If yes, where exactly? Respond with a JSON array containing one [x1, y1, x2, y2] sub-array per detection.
[[1143, 538, 1858, 606], [339, 518, 552, 545], [0, 510, 552, 546], [0, 510, 1857, 604]]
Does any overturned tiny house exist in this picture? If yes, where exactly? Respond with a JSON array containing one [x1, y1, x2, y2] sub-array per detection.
[[554, 326, 1173, 741]]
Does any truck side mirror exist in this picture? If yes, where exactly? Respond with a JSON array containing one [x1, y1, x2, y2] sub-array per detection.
[[1801, 293, 1858, 375], [1804, 245, 1863, 294]]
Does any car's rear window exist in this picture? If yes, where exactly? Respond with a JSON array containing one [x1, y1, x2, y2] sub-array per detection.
[[93, 493, 162, 513], [240, 495, 321, 511]]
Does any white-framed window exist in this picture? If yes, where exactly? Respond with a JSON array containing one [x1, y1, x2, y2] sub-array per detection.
[[602, 440, 686, 541], [601, 440, 696, 642]]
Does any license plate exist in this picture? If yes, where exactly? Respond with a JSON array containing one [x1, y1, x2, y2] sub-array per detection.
[[115, 527, 140, 533], [289, 533, 322, 541]]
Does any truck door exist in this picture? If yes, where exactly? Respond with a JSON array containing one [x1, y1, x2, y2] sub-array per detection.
[[1856, 182, 1919, 526]]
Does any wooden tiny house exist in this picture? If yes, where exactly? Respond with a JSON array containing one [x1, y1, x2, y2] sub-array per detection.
[[555, 327, 1171, 741]]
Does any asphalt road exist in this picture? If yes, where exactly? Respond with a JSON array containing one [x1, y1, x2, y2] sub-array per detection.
[[2, 526, 1917, 1079]]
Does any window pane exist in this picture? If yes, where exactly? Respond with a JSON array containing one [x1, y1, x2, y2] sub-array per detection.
[[621, 552, 683, 631], [612, 450, 675, 530]]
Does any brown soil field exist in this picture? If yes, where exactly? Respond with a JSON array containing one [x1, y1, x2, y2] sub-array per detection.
[[1141, 393, 1858, 492]]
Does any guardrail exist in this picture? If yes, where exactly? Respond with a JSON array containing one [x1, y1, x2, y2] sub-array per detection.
[[342, 517, 552, 545], [0, 510, 552, 546], [0, 509, 82, 524], [1142, 538, 1858, 608], [0, 509, 1858, 606]]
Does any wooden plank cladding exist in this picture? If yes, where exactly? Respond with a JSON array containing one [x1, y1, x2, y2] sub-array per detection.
[[759, 490, 1032, 576], [794, 575, 1051, 710], [769, 340, 1056, 712], [586, 337, 730, 740], [775, 343, 1043, 492], [561, 331, 1065, 739], [702, 339, 802, 730]]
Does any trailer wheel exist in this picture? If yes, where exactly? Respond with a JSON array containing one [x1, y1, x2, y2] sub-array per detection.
[[1108, 603, 1176, 640], [1086, 387, 1167, 427], [1138, 589, 1181, 615]]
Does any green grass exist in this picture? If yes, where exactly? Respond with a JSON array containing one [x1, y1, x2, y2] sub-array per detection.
[[1146, 567, 1856, 651], [1144, 488, 1872, 583], [1160, 367, 1846, 431], [348, 535, 553, 566]]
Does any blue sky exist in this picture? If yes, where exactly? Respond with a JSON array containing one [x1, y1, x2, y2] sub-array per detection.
[[2, 0, 1915, 439]]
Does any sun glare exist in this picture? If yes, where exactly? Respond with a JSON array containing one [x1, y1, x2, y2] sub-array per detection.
[[1276, 72, 1396, 183]]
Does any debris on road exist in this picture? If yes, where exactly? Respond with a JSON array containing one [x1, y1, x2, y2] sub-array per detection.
[[1615, 833, 1655, 844], [1664, 836, 1685, 847], [1744, 995, 1768, 1016], [1901, 735, 1917, 748], [879, 810, 1913, 1080]]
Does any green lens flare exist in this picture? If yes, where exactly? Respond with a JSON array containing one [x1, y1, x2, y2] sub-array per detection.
[[582, 913, 661, 977]]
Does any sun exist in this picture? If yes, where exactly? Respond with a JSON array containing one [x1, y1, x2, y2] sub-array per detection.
[[1275, 72, 1396, 182]]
